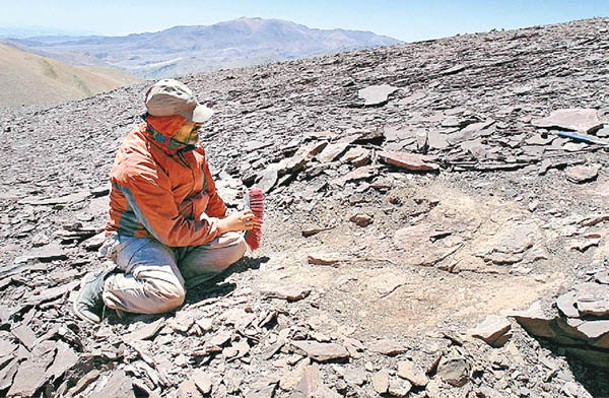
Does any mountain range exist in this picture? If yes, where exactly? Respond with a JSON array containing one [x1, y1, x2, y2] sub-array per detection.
[[8, 17, 402, 79], [0, 42, 141, 109]]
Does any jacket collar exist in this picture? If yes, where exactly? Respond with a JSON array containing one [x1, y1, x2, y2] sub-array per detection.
[[144, 123, 198, 155]]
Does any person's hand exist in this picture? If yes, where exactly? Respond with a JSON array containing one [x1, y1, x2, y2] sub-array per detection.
[[217, 209, 260, 234]]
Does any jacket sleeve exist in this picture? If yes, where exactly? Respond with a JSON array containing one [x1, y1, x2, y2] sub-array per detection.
[[119, 166, 221, 247], [202, 159, 228, 218]]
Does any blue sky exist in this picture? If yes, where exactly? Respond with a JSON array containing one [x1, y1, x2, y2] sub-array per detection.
[[1, 0, 608, 41]]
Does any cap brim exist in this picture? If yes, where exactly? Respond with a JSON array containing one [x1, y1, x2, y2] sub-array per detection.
[[185, 104, 214, 123]]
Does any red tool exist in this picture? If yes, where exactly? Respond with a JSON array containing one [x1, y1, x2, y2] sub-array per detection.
[[245, 187, 264, 251]]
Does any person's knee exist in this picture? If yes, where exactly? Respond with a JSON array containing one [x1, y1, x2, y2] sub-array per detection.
[[146, 277, 186, 313], [218, 235, 247, 270]]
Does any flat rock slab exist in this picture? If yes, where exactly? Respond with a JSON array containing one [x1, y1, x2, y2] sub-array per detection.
[[478, 221, 536, 265], [556, 291, 579, 318], [18, 191, 90, 206], [358, 84, 398, 106], [27, 280, 79, 306], [291, 341, 350, 362], [470, 315, 512, 347], [393, 223, 462, 267], [576, 320, 609, 340], [316, 142, 350, 163], [14, 244, 67, 264], [123, 318, 164, 343], [532, 108, 603, 133], [566, 164, 600, 183], [45, 342, 79, 381], [378, 151, 439, 172], [367, 339, 407, 356], [262, 285, 312, 302]]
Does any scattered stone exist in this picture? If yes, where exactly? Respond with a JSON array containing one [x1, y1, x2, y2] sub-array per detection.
[[470, 315, 512, 347], [27, 280, 79, 306], [388, 377, 412, 398], [291, 341, 350, 363], [307, 253, 341, 266], [436, 355, 469, 387], [397, 360, 429, 387], [177, 378, 201, 397], [301, 226, 334, 237], [595, 270, 609, 285], [344, 368, 367, 386], [192, 370, 213, 395], [45, 342, 76, 378], [263, 285, 312, 302], [565, 164, 601, 183], [81, 232, 106, 251], [371, 370, 389, 394], [350, 213, 373, 227], [332, 165, 379, 186]]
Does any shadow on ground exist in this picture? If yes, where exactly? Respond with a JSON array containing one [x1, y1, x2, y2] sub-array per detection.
[[107, 255, 270, 325], [185, 255, 270, 304]]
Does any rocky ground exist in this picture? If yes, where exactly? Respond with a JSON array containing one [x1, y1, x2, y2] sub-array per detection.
[[1, 17, 609, 397]]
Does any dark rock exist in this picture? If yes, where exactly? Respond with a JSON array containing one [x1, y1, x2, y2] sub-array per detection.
[[378, 151, 439, 171], [350, 213, 373, 227]]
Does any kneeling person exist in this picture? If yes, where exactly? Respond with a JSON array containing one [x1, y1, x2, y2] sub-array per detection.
[[74, 79, 258, 324]]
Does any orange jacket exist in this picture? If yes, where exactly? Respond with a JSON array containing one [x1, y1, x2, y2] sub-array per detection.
[[106, 121, 227, 247]]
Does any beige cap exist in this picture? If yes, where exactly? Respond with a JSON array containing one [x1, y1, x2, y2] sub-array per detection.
[[145, 79, 214, 123]]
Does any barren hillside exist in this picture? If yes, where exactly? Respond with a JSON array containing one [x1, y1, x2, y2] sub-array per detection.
[[0, 43, 141, 109], [0, 18, 608, 397]]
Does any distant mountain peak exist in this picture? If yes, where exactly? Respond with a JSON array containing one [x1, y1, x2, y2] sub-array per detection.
[[9, 17, 402, 79]]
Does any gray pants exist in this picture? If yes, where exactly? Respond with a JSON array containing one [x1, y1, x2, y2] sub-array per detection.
[[102, 232, 247, 314]]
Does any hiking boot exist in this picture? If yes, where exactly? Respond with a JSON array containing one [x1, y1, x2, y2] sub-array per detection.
[[72, 268, 114, 324]]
